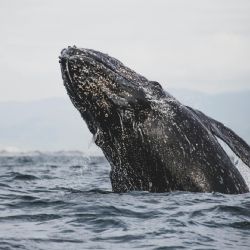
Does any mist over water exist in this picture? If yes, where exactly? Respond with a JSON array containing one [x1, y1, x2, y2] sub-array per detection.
[[0, 152, 249, 250]]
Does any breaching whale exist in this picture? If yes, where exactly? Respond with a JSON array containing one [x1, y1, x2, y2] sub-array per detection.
[[59, 46, 250, 194]]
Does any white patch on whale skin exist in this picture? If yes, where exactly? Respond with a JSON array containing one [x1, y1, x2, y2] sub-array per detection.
[[216, 137, 250, 189], [219, 176, 224, 184]]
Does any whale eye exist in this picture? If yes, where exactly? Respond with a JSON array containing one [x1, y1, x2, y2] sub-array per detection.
[[149, 81, 164, 96], [150, 81, 163, 90]]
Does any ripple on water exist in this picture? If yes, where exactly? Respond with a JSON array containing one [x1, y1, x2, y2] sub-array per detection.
[[0, 153, 250, 250], [12, 172, 39, 181]]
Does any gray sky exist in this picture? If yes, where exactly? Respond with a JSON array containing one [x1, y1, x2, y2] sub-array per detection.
[[0, 0, 250, 101]]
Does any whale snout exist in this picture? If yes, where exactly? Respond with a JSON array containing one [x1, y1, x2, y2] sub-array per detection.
[[59, 47, 83, 95], [60, 46, 79, 57]]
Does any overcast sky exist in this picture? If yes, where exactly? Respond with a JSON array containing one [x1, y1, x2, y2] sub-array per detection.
[[0, 0, 250, 101]]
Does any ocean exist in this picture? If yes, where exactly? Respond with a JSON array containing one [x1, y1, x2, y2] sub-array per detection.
[[0, 151, 249, 250]]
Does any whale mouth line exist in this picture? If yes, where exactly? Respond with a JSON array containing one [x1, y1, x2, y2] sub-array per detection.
[[65, 59, 74, 85], [60, 56, 77, 98]]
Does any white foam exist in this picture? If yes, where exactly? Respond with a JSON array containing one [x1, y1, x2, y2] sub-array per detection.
[[0, 145, 22, 154]]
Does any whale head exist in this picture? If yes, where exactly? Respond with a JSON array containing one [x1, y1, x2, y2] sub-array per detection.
[[59, 46, 170, 191], [59, 46, 164, 139]]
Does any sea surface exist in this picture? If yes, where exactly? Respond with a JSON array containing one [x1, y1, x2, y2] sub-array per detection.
[[0, 151, 249, 250]]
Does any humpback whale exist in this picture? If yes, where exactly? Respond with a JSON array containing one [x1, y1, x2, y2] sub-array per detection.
[[59, 46, 250, 194]]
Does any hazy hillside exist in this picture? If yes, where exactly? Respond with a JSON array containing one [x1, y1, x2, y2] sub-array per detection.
[[0, 89, 249, 152], [0, 98, 99, 153]]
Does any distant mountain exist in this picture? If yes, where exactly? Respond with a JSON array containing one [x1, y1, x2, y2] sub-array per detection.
[[0, 89, 249, 152], [0, 98, 100, 153]]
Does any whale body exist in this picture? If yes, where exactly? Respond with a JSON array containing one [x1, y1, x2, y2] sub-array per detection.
[[59, 46, 250, 194]]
